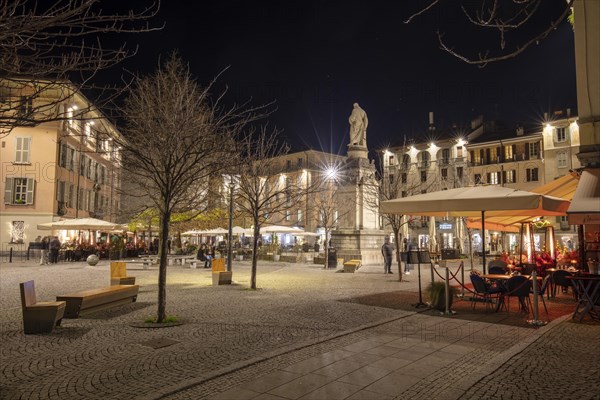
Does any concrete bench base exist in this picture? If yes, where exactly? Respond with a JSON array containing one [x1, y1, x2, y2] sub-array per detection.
[[212, 271, 232, 286]]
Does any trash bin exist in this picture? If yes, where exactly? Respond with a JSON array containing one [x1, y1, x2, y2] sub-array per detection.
[[327, 248, 337, 269]]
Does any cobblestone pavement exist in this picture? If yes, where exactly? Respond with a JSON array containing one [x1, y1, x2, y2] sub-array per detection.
[[1, 258, 598, 400]]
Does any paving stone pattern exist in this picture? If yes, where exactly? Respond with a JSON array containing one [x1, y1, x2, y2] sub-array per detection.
[[1, 259, 599, 400]]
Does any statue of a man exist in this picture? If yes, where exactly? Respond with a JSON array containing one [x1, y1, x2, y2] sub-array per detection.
[[348, 103, 368, 147]]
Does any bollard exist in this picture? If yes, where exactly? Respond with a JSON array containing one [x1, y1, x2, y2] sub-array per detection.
[[9, 247, 13, 263], [460, 261, 465, 298]]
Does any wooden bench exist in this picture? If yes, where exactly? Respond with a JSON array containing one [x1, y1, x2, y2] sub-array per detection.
[[212, 258, 232, 285], [343, 259, 362, 273], [110, 262, 136, 285], [20, 281, 66, 334], [56, 285, 139, 318]]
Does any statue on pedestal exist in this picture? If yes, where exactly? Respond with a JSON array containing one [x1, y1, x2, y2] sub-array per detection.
[[348, 103, 368, 147]]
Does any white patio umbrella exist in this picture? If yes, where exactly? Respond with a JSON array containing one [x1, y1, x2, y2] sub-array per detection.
[[260, 225, 304, 234], [231, 226, 251, 235], [428, 216, 437, 253], [381, 186, 570, 271], [205, 228, 228, 235], [37, 217, 119, 231]]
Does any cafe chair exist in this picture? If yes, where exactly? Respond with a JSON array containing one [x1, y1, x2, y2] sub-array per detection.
[[470, 274, 504, 312], [504, 275, 532, 314], [488, 260, 509, 275], [552, 270, 574, 298]]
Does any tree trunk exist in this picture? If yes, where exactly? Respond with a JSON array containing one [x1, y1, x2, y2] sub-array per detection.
[[250, 224, 259, 289], [157, 211, 170, 323], [393, 227, 403, 282], [324, 229, 329, 269]]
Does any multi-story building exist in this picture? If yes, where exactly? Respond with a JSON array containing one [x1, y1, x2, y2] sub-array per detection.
[[382, 113, 582, 255], [1, 79, 123, 244]]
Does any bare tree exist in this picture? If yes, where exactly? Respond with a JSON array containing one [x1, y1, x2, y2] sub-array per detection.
[[234, 126, 299, 289], [406, 0, 574, 67], [116, 55, 262, 322], [0, 0, 161, 136]]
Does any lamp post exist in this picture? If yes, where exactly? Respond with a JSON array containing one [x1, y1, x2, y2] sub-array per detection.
[[226, 174, 238, 272]]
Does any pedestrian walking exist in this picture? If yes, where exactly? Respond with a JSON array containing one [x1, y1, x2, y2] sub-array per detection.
[[40, 236, 49, 265], [382, 237, 394, 274], [49, 236, 61, 264]]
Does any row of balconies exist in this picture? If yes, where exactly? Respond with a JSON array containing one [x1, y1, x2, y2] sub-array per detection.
[[393, 153, 542, 171]]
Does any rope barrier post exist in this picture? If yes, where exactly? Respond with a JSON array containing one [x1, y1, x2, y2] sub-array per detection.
[[528, 270, 547, 326], [9, 247, 13, 263], [444, 266, 455, 315], [460, 261, 465, 298], [430, 259, 435, 287]]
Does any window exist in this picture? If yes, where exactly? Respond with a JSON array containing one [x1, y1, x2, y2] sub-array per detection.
[[3, 177, 35, 205], [401, 173, 407, 183], [285, 210, 291, 221], [401, 190, 407, 198], [529, 142, 540, 158], [420, 170, 427, 183], [504, 170, 516, 183], [526, 168, 539, 182], [297, 158, 303, 168], [14, 137, 31, 163], [456, 146, 463, 158], [67, 183, 74, 208], [504, 145, 514, 161], [555, 127, 567, 143], [420, 152, 430, 167], [557, 151, 568, 168], [388, 155, 395, 165], [401, 154, 410, 169], [470, 150, 480, 165], [297, 209, 302, 223], [19, 96, 33, 115], [389, 174, 394, 184], [286, 160, 291, 170], [487, 172, 499, 185], [456, 167, 463, 180], [441, 168, 448, 180], [442, 148, 450, 162], [474, 174, 482, 184]]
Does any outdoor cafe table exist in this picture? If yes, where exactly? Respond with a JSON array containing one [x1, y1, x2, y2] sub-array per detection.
[[481, 274, 541, 312], [566, 275, 600, 322]]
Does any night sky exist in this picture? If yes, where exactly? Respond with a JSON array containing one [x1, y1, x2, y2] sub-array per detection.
[[101, 0, 576, 154]]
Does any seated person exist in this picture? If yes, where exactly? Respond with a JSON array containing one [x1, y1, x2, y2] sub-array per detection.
[[196, 244, 213, 268]]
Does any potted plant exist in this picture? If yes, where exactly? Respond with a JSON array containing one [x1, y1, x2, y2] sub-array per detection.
[[426, 281, 457, 311]]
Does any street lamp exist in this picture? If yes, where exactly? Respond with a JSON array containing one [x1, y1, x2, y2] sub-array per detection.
[[226, 174, 239, 272]]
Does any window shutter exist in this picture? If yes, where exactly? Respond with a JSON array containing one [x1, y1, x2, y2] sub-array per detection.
[[525, 143, 530, 160], [486, 172, 491, 183], [25, 178, 35, 204], [4, 177, 14, 204], [23, 137, 31, 163], [526, 169, 531, 181], [502, 171, 506, 184], [15, 137, 23, 163]]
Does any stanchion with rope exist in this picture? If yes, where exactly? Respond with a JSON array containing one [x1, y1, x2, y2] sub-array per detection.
[[527, 270, 548, 326]]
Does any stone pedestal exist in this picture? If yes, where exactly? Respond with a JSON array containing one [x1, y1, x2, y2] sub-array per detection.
[[331, 144, 385, 265]]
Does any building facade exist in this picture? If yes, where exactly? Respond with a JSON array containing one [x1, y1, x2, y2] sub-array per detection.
[[1, 80, 123, 244], [382, 115, 582, 255]]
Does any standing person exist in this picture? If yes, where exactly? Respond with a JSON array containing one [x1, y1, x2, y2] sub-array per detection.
[[40, 236, 49, 265], [406, 238, 417, 275], [382, 237, 394, 274], [49, 236, 61, 264], [167, 238, 172, 254]]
